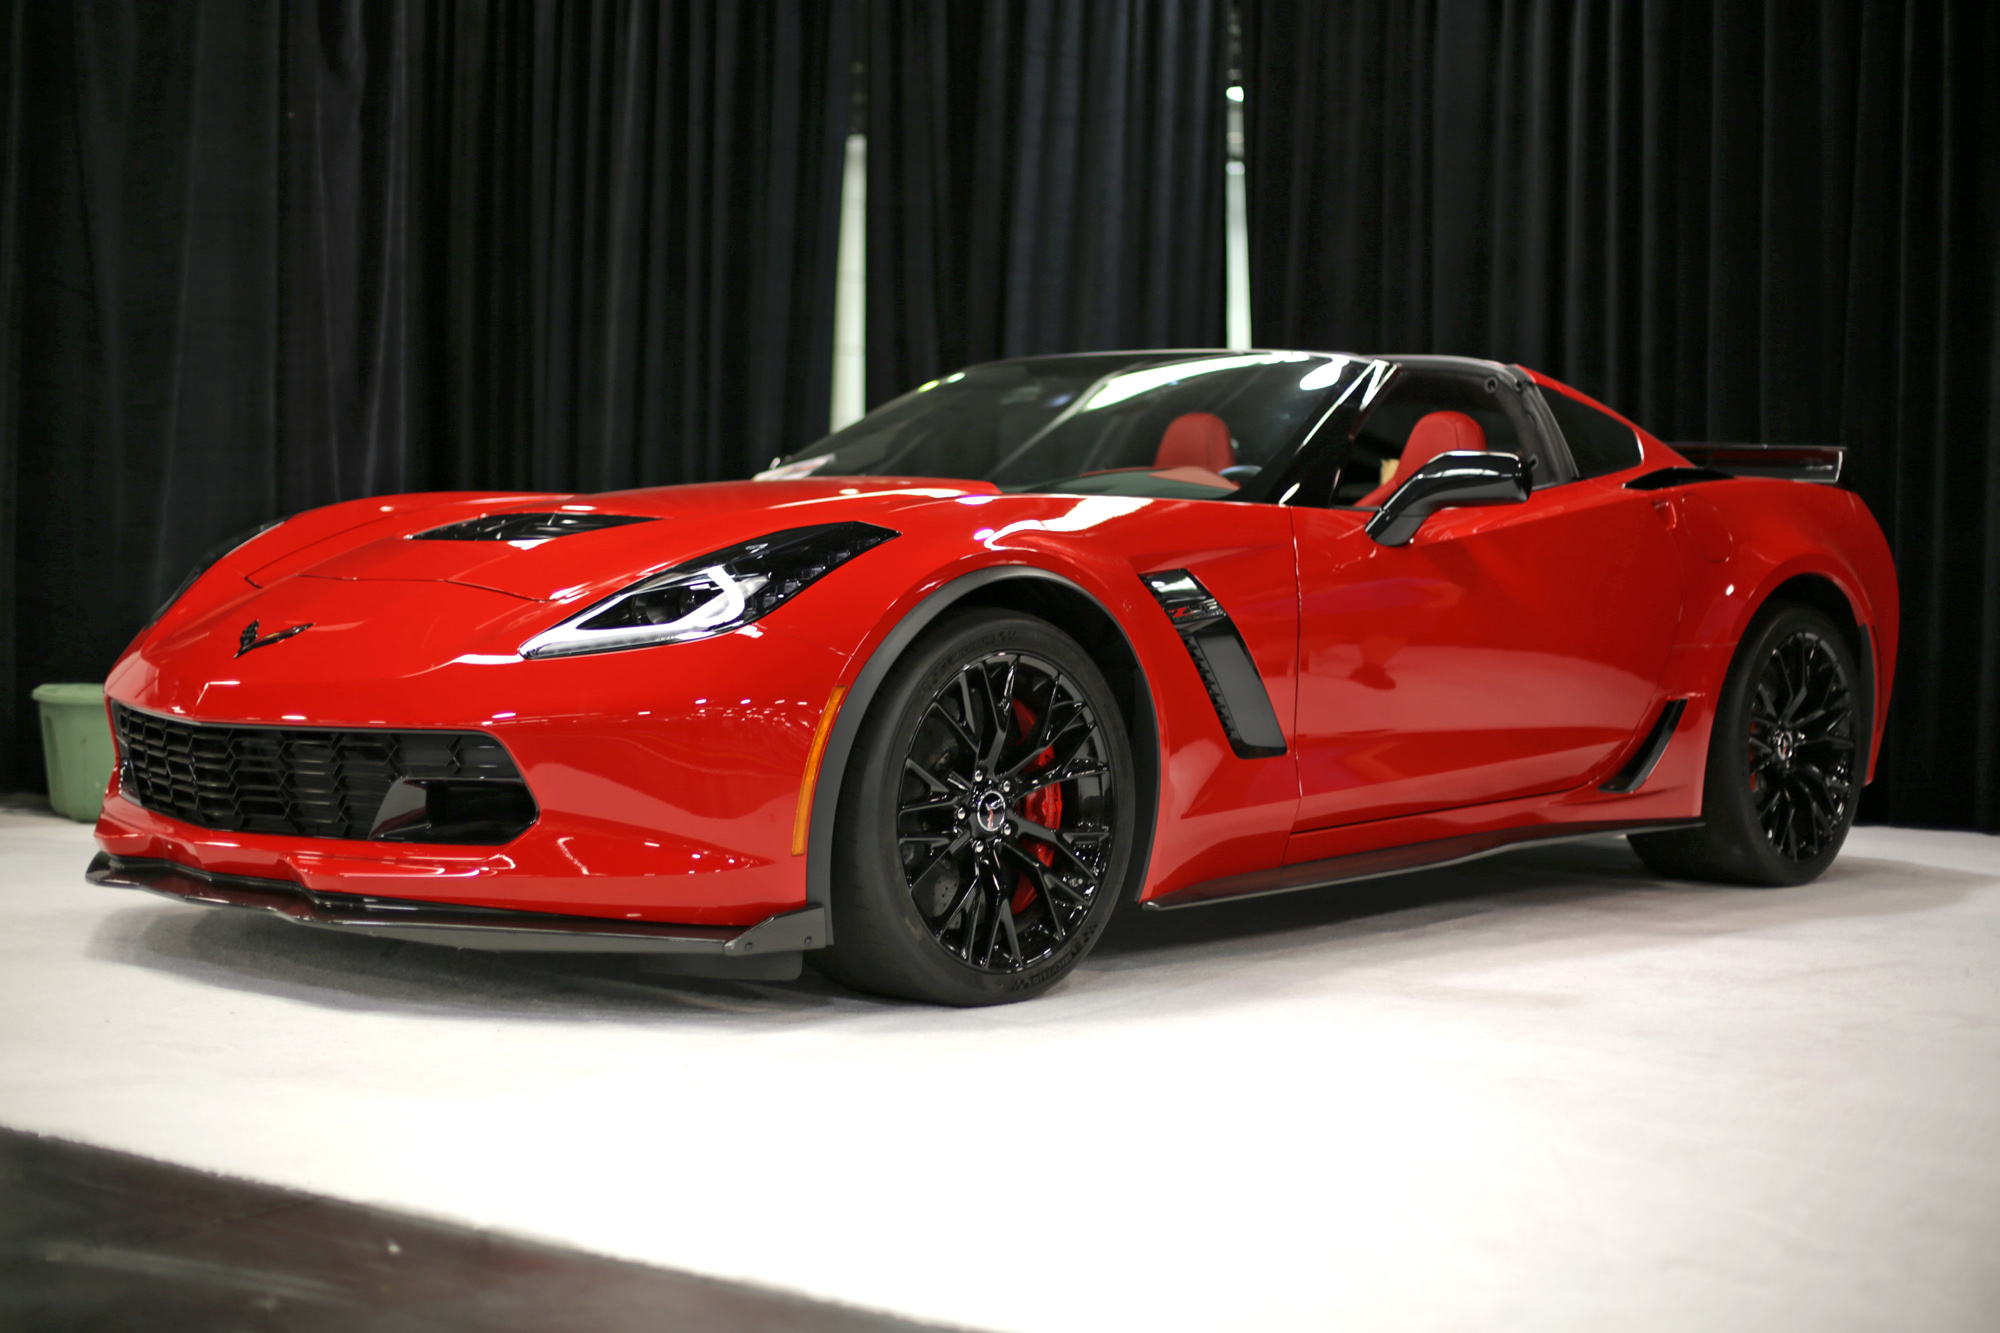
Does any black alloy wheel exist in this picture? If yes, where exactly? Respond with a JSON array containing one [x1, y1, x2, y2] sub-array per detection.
[[818, 611, 1137, 1005], [1631, 602, 1864, 886]]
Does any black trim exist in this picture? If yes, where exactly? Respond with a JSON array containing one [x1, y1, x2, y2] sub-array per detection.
[[805, 567, 1161, 917], [1600, 699, 1689, 793], [87, 853, 824, 971], [1144, 818, 1704, 910], [1625, 466, 1733, 491], [1514, 380, 1582, 488], [1139, 570, 1287, 759], [1364, 452, 1531, 546], [1857, 623, 1877, 787]]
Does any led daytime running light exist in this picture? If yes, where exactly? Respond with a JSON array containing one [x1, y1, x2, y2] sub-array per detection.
[[519, 522, 897, 659]]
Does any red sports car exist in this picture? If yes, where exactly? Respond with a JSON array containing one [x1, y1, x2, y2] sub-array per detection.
[[89, 351, 1898, 1005]]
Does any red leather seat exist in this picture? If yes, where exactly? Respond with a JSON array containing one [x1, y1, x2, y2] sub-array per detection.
[[1154, 412, 1235, 473], [1358, 410, 1487, 507]]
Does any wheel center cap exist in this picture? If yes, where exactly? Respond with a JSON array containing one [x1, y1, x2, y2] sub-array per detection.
[[1773, 729, 1796, 765], [974, 790, 1009, 834]]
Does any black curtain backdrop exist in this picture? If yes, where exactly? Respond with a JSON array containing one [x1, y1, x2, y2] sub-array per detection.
[[407, 2, 852, 490], [0, 0, 851, 793], [1242, 0, 2000, 833], [864, 0, 1228, 407]]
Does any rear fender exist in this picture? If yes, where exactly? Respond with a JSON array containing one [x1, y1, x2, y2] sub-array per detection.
[[1672, 481, 1897, 786]]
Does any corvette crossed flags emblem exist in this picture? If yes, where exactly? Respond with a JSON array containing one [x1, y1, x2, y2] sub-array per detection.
[[236, 619, 312, 658]]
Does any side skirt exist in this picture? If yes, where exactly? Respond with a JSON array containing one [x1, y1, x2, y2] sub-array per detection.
[[86, 853, 823, 977], [1143, 818, 1703, 911]]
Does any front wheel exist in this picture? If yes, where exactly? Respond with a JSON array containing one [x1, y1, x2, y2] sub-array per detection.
[[1631, 602, 1865, 886], [817, 611, 1138, 1005]]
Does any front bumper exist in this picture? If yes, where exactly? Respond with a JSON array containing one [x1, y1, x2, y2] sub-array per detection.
[[101, 613, 856, 924], [89, 852, 826, 977]]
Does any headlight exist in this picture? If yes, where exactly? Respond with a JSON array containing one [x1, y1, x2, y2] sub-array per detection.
[[148, 517, 288, 626], [519, 521, 898, 659]]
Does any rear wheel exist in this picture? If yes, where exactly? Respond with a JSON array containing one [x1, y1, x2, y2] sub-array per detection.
[[1630, 603, 1864, 886], [817, 612, 1136, 1005]]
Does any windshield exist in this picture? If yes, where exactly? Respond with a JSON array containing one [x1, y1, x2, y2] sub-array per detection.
[[762, 351, 1374, 500]]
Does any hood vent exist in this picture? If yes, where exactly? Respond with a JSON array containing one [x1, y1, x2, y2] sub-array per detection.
[[411, 512, 657, 542]]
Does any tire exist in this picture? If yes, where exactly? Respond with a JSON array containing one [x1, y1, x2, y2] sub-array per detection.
[[1630, 602, 1865, 886], [816, 611, 1138, 1005]]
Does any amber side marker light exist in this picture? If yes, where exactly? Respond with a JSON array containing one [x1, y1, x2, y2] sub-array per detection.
[[792, 686, 847, 856]]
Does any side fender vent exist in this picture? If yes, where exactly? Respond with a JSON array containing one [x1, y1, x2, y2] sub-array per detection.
[[1601, 698, 1688, 793], [1140, 570, 1287, 760]]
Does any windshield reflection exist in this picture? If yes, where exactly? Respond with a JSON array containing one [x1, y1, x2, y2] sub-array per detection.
[[762, 351, 1374, 502]]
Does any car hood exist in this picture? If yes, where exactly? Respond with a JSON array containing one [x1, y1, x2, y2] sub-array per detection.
[[252, 477, 996, 603]]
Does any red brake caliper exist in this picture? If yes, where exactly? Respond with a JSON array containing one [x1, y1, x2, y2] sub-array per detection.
[[1009, 698, 1061, 915]]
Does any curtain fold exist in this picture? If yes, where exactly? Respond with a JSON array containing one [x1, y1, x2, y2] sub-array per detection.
[[1242, 0, 2000, 832], [410, 1, 852, 490], [0, 0, 22, 803], [864, 0, 1228, 408], [0, 0, 852, 792]]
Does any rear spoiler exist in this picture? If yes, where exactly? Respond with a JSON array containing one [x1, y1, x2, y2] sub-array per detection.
[[1670, 443, 1844, 485]]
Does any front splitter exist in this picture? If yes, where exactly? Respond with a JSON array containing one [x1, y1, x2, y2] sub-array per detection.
[[88, 853, 825, 979]]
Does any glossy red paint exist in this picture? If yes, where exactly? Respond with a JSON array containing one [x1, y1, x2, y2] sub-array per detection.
[[1292, 473, 1680, 830], [97, 364, 1900, 938]]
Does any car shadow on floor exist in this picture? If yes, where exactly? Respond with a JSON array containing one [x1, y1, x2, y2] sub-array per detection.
[[85, 835, 1990, 1022]]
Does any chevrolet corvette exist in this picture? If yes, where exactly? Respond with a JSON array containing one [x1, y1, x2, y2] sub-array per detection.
[[88, 351, 1898, 1004]]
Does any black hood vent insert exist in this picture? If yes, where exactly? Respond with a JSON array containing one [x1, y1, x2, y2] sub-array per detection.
[[411, 512, 657, 542]]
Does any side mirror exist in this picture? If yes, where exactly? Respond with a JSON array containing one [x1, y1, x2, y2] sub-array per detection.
[[1364, 451, 1530, 547]]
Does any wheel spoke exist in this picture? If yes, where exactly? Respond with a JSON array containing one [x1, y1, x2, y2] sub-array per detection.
[[926, 698, 980, 756], [954, 672, 987, 766], [931, 874, 976, 932], [909, 830, 971, 904], [984, 659, 1019, 771], [904, 756, 950, 793], [1013, 815, 1103, 885], [993, 897, 1023, 966], [1001, 686, 1071, 779], [956, 879, 986, 961], [973, 867, 1008, 967], [1779, 641, 1811, 722], [998, 842, 1085, 921]]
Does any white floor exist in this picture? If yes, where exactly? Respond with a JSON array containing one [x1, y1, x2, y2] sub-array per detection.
[[3, 806, 1996, 1332]]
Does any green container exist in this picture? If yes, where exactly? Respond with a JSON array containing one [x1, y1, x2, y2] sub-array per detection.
[[32, 683, 116, 822]]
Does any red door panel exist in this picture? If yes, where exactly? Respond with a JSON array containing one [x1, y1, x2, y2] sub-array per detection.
[[1292, 480, 1681, 830]]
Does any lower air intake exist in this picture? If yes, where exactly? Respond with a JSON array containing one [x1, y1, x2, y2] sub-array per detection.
[[111, 704, 536, 844]]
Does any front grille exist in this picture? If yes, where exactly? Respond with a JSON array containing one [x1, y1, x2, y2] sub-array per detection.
[[112, 704, 530, 842]]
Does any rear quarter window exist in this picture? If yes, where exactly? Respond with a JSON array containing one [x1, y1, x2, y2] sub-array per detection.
[[1543, 388, 1643, 478]]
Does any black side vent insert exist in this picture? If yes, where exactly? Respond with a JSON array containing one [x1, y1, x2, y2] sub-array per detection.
[[1601, 699, 1688, 793], [1140, 570, 1287, 760], [411, 512, 657, 542], [112, 704, 537, 845]]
